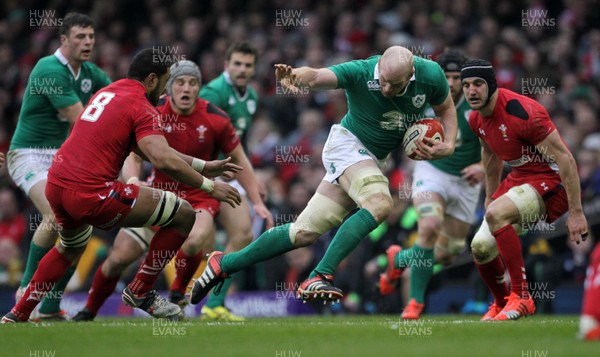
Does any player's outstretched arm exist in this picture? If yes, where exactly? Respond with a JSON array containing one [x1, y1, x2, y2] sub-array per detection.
[[536, 130, 588, 244], [274, 64, 338, 92], [137, 134, 241, 207], [226, 143, 274, 229], [480, 139, 502, 209]]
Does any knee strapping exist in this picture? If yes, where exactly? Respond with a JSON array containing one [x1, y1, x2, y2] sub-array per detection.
[[470, 219, 498, 264], [505, 184, 545, 224], [60, 225, 93, 248], [347, 167, 390, 204], [289, 192, 349, 243], [415, 202, 444, 219], [144, 190, 182, 227], [436, 232, 466, 255]]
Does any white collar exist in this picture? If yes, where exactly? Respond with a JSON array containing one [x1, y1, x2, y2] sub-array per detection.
[[54, 48, 80, 80]]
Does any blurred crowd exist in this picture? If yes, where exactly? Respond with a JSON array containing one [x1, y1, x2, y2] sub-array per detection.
[[0, 0, 599, 314]]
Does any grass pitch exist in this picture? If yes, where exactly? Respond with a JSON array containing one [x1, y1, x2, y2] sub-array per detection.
[[1, 315, 595, 357]]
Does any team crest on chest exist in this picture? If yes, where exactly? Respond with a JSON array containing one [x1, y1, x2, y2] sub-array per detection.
[[499, 124, 509, 141], [412, 94, 426, 108], [228, 96, 235, 106], [246, 99, 256, 114], [196, 125, 207, 142], [81, 79, 92, 93]]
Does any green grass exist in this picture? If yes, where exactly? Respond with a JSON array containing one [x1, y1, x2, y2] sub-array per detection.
[[0, 315, 595, 357]]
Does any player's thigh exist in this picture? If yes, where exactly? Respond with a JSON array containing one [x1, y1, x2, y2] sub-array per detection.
[[109, 228, 147, 266], [337, 159, 391, 213], [185, 209, 216, 247], [28, 180, 54, 217], [218, 195, 252, 235], [441, 215, 472, 240], [121, 186, 193, 229]]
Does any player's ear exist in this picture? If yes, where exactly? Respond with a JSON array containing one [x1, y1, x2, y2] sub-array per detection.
[[145, 73, 158, 90]]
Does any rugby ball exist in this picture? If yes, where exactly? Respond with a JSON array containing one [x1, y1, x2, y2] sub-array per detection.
[[402, 119, 445, 159]]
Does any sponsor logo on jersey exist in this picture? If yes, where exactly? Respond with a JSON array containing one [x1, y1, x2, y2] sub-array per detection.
[[412, 94, 426, 108], [246, 99, 256, 114], [367, 80, 380, 90], [81, 79, 92, 93], [479, 128, 486, 136], [541, 182, 548, 191], [196, 125, 207, 142]]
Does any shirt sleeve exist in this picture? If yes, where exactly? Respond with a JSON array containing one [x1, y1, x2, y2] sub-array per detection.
[[524, 102, 556, 146], [43, 71, 81, 110], [133, 103, 163, 142], [428, 63, 450, 106], [328, 60, 365, 89], [216, 113, 241, 154], [94, 69, 112, 90], [199, 86, 225, 109]]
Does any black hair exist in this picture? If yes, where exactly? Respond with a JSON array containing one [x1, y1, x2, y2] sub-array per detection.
[[127, 48, 171, 81], [60, 13, 93, 36], [225, 41, 258, 64]]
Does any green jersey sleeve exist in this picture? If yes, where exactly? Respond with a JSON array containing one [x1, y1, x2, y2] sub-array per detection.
[[427, 63, 449, 106], [199, 86, 225, 108], [329, 60, 367, 89]]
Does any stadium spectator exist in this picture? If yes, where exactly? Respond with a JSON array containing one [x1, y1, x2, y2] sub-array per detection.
[[1, 48, 242, 323]]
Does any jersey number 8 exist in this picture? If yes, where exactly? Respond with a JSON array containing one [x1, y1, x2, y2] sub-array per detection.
[[81, 92, 116, 122]]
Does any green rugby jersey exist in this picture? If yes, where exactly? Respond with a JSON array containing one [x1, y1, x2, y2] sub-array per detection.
[[330, 56, 449, 160], [199, 71, 258, 147], [10, 49, 111, 150], [429, 96, 481, 176]]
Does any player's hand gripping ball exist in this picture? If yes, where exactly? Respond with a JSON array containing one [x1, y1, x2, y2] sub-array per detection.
[[402, 119, 445, 160]]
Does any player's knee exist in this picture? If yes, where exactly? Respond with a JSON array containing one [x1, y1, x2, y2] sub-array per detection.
[[362, 192, 393, 223], [418, 219, 442, 245], [105, 254, 132, 276], [470, 221, 498, 264], [484, 205, 506, 233], [174, 200, 195, 234], [293, 230, 320, 247], [347, 169, 391, 223]]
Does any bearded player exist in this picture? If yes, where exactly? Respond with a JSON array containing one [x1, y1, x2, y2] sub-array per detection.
[[461, 59, 588, 321]]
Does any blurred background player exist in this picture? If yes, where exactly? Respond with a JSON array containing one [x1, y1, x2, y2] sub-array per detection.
[[462, 59, 588, 321], [190, 45, 458, 305], [379, 50, 484, 319], [1, 49, 242, 323], [198, 41, 270, 321], [6, 13, 111, 321], [72, 60, 271, 321]]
